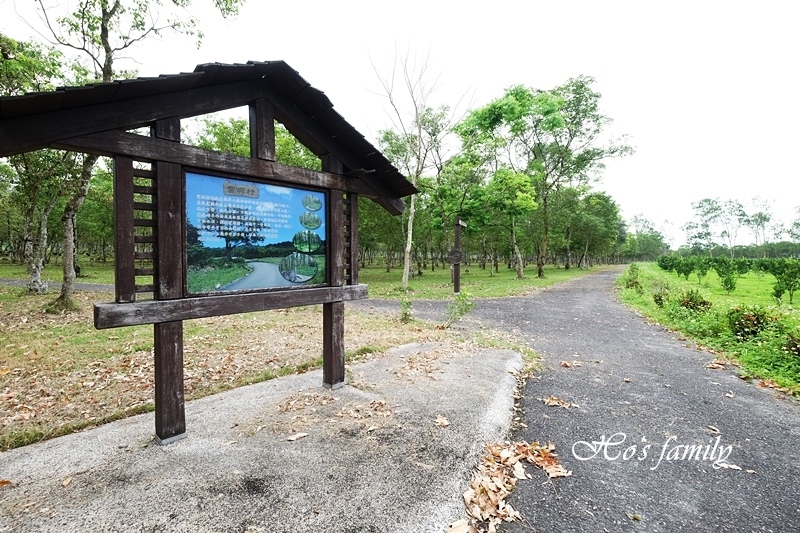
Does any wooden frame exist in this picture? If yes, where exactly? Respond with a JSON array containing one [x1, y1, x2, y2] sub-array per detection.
[[0, 62, 414, 443]]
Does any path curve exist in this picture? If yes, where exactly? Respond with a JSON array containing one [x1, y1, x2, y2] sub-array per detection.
[[222, 261, 295, 290]]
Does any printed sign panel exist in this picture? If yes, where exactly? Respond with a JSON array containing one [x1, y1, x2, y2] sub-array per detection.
[[185, 172, 327, 293]]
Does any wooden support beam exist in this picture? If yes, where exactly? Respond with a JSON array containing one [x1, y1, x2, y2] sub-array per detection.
[[152, 118, 186, 443], [94, 284, 368, 328], [114, 156, 136, 303], [347, 193, 359, 285], [262, 86, 407, 215], [0, 80, 268, 156], [54, 130, 370, 195], [322, 155, 346, 388], [249, 98, 276, 161]]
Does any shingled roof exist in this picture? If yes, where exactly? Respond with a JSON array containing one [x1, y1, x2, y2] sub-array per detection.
[[0, 60, 415, 213]]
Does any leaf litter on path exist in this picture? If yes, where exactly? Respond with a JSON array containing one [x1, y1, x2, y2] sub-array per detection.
[[459, 441, 572, 531]]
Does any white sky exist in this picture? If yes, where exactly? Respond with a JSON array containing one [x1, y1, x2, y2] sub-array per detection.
[[4, 0, 799, 247]]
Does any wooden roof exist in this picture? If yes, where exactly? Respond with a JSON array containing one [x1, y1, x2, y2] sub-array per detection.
[[0, 60, 415, 213]]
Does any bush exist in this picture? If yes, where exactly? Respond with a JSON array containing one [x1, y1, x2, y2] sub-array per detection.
[[679, 289, 711, 311], [713, 257, 738, 293], [674, 258, 695, 281], [657, 255, 679, 272], [727, 305, 769, 341], [784, 332, 800, 358], [623, 263, 643, 294], [653, 282, 671, 308]]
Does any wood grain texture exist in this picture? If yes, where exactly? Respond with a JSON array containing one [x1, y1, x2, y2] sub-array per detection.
[[94, 284, 368, 328]]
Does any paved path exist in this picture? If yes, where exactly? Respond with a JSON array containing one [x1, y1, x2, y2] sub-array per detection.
[[353, 268, 800, 531], [222, 262, 296, 290], [472, 269, 800, 532]]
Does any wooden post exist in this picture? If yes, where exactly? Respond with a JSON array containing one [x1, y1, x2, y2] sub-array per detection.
[[322, 154, 345, 388], [249, 98, 275, 161], [453, 216, 467, 295], [153, 118, 186, 444], [113, 156, 135, 303]]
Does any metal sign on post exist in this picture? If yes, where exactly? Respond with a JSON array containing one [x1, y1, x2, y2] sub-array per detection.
[[451, 216, 467, 294]]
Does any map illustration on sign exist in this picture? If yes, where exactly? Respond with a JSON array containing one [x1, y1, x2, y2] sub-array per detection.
[[185, 172, 327, 293]]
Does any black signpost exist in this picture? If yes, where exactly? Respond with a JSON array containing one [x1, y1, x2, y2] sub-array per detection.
[[451, 216, 467, 295]]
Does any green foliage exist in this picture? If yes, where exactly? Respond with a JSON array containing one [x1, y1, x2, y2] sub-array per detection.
[[187, 257, 250, 293], [445, 291, 476, 328], [674, 257, 695, 280], [621, 263, 643, 293], [399, 295, 413, 324], [727, 305, 770, 341], [657, 254, 678, 272], [692, 256, 711, 283], [771, 258, 800, 305], [784, 332, 800, 358], [712, 257, 738, 293], [652, 278, 672, 308], [618, 262, 800, 391], [679, 288, 711, 312]]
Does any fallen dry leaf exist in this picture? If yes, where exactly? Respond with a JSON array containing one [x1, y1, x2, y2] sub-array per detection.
[[0, 479, 13, 488], [445, 518, 476, 533], [286, 432, 309, 441], [61, 477, 72, 487], [560, 361, 582, 368], [435, 415, 450, 427], [715, 462, 742, 471], [461, 440, 571, 530], [541, 395, 577, 409]]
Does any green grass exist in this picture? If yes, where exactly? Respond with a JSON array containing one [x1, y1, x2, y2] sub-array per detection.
[[0, 257, 116, 285], [187, 263, 251, 292], [618, 262, 800, 392], [359, 262, 604, 300]]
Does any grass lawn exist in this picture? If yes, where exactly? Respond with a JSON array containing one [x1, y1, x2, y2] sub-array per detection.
[[2, 256, 596, 450], [618, 262, 800, 393], [359, 262, 605, 299], [0, 258, 116, 286]]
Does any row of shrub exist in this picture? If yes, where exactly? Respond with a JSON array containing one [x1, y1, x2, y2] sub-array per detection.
[[621, 263, 800, 388], [656, 255, 800, 303]]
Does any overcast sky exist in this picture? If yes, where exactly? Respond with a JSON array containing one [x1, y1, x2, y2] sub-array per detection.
[[5, 0, 799, 247]]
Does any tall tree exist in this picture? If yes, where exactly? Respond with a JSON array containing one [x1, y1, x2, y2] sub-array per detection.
[[483, 169, 536, 278], [0, 34, 77, 292], [718, 199, 747, 257], [571, 191, 622, 268], [29, 0, 245, 308], [745, 197, 773, 258], [683, 198, 721, 256], [373, 52, 461, 290], [457, 77, 632, 277]]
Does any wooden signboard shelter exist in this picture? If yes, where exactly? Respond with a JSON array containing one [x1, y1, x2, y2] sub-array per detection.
[[0, 61, 416, 444]]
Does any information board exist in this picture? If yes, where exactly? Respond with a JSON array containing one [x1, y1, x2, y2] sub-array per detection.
[[185, 172, 327, 293]]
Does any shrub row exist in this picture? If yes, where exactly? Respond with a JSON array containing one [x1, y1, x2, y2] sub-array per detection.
[[657, 255, 800, 303], [621, 264, 800, 389]]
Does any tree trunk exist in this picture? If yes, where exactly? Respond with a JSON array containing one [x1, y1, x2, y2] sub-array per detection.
[[401, 193, 416, 290], [24, 198, 58, 294], [57, 156, 97, 306], [511, 220, 524, 279], [537, 196, 549, 278]]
